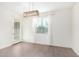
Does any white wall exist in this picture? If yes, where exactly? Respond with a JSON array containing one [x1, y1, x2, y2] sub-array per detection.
[[72, 3, 79, 56], [0, 3, 15, 49], [26, 2, 73, 46], [0, 2, 33, 49], [51, 8, 73, 48], [22, 7, 73, 48], [23, 17, 35, 43], [0, 2, 74, 49], [22, 15, 51, 45]]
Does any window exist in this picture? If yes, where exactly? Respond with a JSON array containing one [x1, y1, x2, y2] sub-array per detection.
[[34, 16, 48, 33]]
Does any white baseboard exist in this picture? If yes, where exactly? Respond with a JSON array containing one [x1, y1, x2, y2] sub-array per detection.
[[72, 48, 79, 56], [0, 42, 14, 49], [0, 40, 21, 50], [51, 43, 71, 48]]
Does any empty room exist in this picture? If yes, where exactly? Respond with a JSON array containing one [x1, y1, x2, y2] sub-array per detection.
[[0, 2, 79, 57]]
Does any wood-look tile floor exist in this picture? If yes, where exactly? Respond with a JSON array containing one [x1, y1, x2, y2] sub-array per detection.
[[0, 42, 78, 57]]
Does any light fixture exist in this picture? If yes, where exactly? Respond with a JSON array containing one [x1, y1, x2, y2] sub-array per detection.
[[23, 10, 39, 17]]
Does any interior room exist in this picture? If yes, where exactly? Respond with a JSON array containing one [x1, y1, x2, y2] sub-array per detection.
[[0, 2, 79, 57]]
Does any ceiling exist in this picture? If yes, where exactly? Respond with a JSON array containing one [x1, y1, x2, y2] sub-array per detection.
[[0, 2, 75, 18], [0, 2, 75, 12]]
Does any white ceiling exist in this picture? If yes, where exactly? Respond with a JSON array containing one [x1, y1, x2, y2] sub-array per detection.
[[0, 2, 75, 14], [32, 2, 75, 12], [0, 2, 74, 11]]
